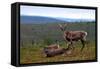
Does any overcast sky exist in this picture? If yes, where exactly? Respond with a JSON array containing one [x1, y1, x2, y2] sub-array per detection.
[[20, 5, 95, 20]]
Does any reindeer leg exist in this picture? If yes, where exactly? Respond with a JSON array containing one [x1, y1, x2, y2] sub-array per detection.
[[67, 42, 70, 47], [69, 39, 74, 50], [70, 41, 75, 53], [67, 41, 74, 55], [64, 39, 74, 54], [67, 42, 72, 48], [80, 39, 85, 52], [72, 42, 75, 51]]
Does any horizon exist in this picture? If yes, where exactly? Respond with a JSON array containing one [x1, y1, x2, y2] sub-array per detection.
[[20, 15, 95, 20]]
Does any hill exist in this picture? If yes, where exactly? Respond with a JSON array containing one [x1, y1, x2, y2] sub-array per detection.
[[20, 16, 95, 24]]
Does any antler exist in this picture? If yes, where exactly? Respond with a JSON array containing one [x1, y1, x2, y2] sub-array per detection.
[[58, 24, 63, 28], [58, 24, 64, 31], [58, 23, 67, 31]]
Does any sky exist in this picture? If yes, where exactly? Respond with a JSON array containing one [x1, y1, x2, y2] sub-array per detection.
[[20, 5, 95, 20]]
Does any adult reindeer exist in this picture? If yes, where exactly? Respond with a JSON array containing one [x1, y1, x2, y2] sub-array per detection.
[[58, 24, 87, 52]]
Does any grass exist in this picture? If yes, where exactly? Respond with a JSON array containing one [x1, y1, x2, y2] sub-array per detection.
[[20, 41, 96, 64]]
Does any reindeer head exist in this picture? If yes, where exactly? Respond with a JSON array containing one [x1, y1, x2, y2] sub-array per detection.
[[58, 24, 67, 31]]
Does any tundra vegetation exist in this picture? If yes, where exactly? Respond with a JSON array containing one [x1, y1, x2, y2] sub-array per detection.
[[20, 22, 96, 64]]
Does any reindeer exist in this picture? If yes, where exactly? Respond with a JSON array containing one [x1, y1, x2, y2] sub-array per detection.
[[43, 39, 74, 57], [58, 24, 87, 52], [43, 47, 71, 57], [43, 43, 74, 57], [43, 47, 62, 57]]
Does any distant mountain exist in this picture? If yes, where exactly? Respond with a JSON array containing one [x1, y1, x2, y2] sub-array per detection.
[[55, 17, 95, 22], [20, 16, 95, 24], [20, 16, 66, 24]]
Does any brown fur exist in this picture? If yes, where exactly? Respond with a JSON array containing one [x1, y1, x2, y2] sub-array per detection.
[[45, 44, 59, 49], [43, 47, 69, 57]]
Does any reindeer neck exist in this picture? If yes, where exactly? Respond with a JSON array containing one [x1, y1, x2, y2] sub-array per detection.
[[63, 31, 69, 35]]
